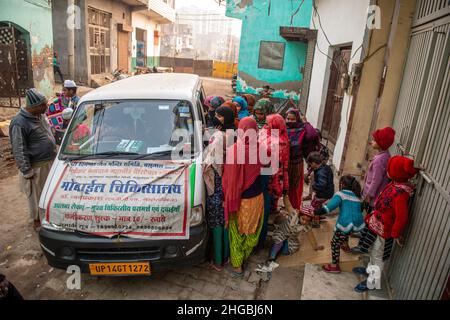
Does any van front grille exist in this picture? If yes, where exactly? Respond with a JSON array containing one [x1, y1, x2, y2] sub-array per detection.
[[76, 246, 161, 262]]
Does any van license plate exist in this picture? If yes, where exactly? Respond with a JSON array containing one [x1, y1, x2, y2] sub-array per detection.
[[89, 262, 150, 275]]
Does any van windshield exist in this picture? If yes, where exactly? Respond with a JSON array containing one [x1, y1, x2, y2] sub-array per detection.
[[60, 100, 196, 159]]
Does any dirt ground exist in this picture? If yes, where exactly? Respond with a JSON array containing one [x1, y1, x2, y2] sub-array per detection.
[[0, 136, 17, 180], [0, 77, 358, 300]]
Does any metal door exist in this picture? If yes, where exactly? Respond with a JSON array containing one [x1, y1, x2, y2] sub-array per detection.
[[0, 24, 32, 108], [322, 47, 351, 146], [88, 7, 111, 75], [388, 0, 450, 300]]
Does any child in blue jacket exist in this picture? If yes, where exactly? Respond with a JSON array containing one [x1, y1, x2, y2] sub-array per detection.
[[314, 175, 365, 273]]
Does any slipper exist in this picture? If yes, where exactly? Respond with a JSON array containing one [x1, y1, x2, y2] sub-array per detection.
[[322, 264, 341, 274], [33, 220, 41, 232], [341, 244, 352, 253], [225, 265, 244, 278], [352, 266, 367, 275], [354, 280, 368, 293], [208, 262, 222, 272], [255, 261, 279, 273]]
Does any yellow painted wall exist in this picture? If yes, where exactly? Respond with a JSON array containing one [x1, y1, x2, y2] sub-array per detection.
[[341, 0, 396, 175], [212, 61, 238, 79], [342, 0, 417, 175], [374, 0, 417, 129]]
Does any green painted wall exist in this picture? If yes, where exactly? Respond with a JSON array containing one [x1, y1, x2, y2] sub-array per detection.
[[0, 0, 54, 97], [131, 56, 160, 71], [226, 0, 313, 100]]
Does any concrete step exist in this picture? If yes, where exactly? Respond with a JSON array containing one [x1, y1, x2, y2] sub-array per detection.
[[301, 263, 364, 300]]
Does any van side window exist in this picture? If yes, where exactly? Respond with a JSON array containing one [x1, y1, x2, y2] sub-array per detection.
[[199, 86, 206, 104], [196, 100, 206, 125], [196, 91, 206, 125]]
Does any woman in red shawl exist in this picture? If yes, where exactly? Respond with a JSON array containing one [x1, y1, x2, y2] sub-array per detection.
[[222, 117, 263, 276], [265, 114, 290, 212], [221, 100, 240, 129]]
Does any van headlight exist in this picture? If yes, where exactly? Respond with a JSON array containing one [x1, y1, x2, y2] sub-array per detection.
[[41, 212, 75, 233], [190, 205, 204, 226]]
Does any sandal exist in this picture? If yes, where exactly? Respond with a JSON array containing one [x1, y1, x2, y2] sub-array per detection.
[[341, 243, 351, 253], [208, 262, 223, 272], [225, 265, 244, 278], [322, 263, 341, 274]]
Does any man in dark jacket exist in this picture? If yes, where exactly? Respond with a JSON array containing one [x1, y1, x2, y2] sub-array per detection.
[[9, 88, 56, 231], [307, 151, 334, 227], [308, 152, 334, 198]]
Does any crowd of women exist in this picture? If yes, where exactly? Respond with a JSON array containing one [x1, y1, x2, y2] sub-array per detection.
[[201, 93, 420, 293], [201, 94, 326, 276]]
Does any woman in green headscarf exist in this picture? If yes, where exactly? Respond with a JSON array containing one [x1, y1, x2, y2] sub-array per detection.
[[253, 98, 275, 129]]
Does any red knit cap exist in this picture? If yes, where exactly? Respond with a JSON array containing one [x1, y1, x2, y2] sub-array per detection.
[[372, 127, 396, 150], [387, 156, 419, 182]]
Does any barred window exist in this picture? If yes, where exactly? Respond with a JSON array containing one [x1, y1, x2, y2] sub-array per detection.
[[258, 41, 285, 70]]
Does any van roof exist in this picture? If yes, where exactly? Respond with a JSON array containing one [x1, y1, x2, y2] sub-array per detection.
[[79, 73, 201, 103]]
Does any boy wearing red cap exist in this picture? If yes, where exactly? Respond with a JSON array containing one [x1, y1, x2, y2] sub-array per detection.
[[353, 156, 419, 292]]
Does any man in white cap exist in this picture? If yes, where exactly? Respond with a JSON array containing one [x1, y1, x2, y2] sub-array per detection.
[[46, 79, 79, 130], [9, 88, 56, 231], [62, 80, 79, 109]]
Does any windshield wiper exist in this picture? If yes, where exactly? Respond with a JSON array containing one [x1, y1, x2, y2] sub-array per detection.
[[63, 151, 139, 161], [134, 150, 173, 160]]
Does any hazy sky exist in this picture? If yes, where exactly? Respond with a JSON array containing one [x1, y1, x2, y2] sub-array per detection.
[[175, 0, 242, 36], [175, 0, 227, 12]]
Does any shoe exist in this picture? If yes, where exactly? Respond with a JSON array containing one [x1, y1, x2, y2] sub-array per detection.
[[255, 261, 279, 273], [322, 264, 341, 274], [341, 244, 351, 253], [352, 266, 367, 275], [354, 280, 368, 293], [350, 246, 363, 254], [225, 265, 244, 278]]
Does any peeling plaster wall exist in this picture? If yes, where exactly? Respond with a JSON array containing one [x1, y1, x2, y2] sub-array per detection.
[[86, 0, 133, 76], [305, 0, 370, 170], [0, 0, 55, 97], [52, 0, 89, 85], [226, 0, 313, 100], [131, 12, 160, 70]]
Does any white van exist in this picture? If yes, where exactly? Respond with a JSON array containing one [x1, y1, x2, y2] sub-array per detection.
[[38, 73, 209, 276]]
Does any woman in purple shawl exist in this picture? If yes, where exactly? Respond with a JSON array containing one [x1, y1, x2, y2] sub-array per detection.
[[285, 108, 319, 211]]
